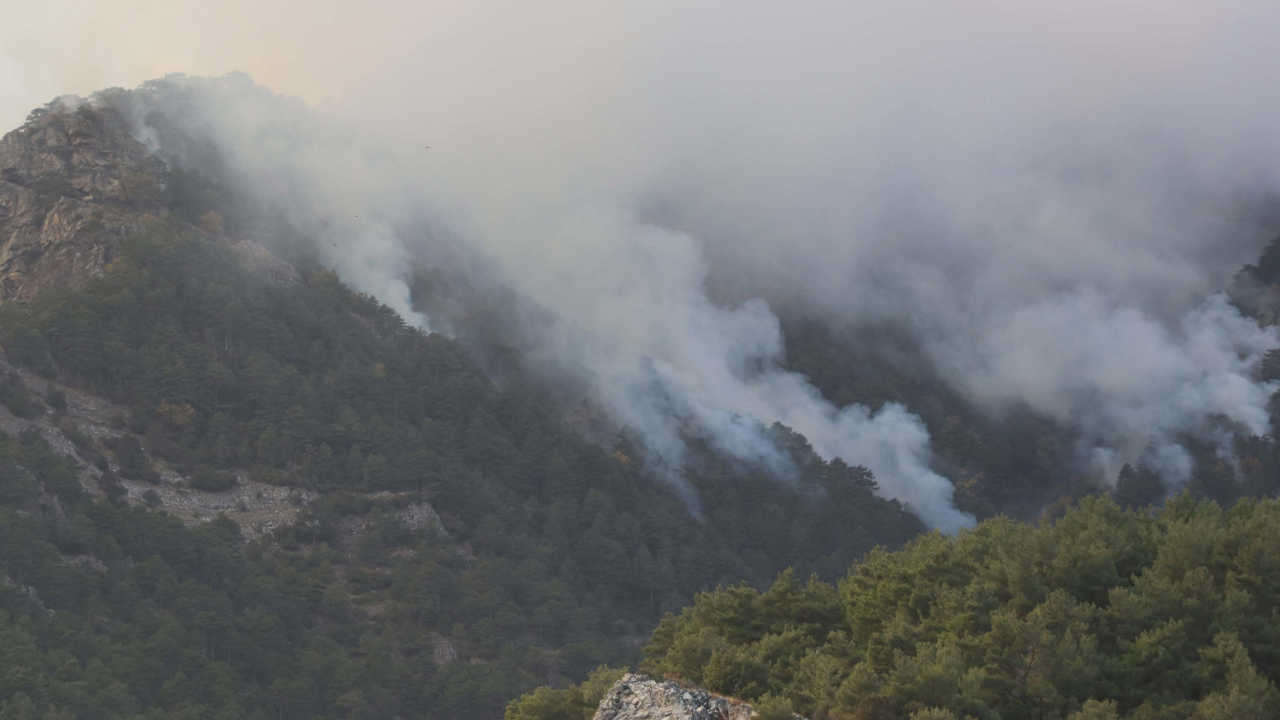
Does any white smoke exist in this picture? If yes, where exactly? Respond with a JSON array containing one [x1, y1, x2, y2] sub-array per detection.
[[12, 0, 1280, 527], [115, 76, 431, 330], [504, 205, 972, 529], [960, 292, 1278, 484]]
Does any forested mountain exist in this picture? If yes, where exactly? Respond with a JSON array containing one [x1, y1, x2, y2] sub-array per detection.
[[507, 239, 1280, 716], [512, 496, 1280, 719], [0, 98, 922, 718], [779, 292, 1280, 520], [2, 79, 1280, 720]]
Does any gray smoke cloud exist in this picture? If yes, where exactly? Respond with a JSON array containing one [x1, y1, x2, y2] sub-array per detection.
[[8, 0, 1280, 529]]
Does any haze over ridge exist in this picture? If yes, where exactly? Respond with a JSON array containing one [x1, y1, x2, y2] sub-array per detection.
[[6, 0, 1280, 528]]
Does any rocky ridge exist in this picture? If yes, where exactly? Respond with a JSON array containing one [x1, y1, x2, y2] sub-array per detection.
[[0, 354, 316, 538], [0, 98, 368, 539], [592, 673, 806, 720], [0, 98, 172, 301], [0, 94, 299, 302]]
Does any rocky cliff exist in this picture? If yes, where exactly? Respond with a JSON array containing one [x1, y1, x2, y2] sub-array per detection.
[[0, 98, 316, 535], [592, 674, 805, 720], [0, 91, 302, 304], [0, 99, 173, 301]]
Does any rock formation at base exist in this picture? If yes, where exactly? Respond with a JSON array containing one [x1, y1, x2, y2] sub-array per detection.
[[592, 673, 805, 720]]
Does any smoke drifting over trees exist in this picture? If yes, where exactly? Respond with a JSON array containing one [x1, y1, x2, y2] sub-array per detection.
[[16, 0, 1280, 528]]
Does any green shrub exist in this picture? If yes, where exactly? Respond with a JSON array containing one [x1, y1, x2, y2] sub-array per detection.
[[754, 693, 797, 720], [45, 388, 67, 414], [190, 467, 236, 492], [0, 371, 40, 418]]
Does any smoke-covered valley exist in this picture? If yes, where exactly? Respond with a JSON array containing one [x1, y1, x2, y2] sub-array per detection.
[[15, 0, 1280, 530]]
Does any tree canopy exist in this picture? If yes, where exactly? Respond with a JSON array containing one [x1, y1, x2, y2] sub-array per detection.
[[0, 225, 923, 718], [555, 495, 1280, 720]]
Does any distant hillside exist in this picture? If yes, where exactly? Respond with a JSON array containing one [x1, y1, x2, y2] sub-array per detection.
[[3, 82, 1279, 719], [0, 96, 923, 718], [513, 495, 1280, 720]]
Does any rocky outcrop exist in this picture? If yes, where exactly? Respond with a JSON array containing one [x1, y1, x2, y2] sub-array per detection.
[[0, 354, 316, 539], [1, 100, 168, 207], [592, 674, 802, 720], [0, 96, 304, 301], [0, 99, 172, 301]]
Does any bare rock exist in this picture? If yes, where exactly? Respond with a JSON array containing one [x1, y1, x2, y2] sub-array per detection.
[[398, 501, 448, 537], [0, 100, 171, 301], [1, 100, 168, 208], [430, 633, 458, 665], [592, 674, 781, 720]]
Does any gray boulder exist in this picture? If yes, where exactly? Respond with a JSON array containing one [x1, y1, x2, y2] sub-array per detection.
[[592, 673, 804, 720]]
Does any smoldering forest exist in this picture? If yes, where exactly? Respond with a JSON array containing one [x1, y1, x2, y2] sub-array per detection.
[[15, 0, 1280, 529]]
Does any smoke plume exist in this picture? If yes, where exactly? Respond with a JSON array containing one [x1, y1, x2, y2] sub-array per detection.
[[8, 0, 1280, 528]]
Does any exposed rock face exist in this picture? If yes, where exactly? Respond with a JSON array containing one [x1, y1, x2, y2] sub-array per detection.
[[0, 100, 171, 301], [0, 95, 303, 301], [396, 500, 449, 536], [593, 674, 781, 720], [0, 354, 315, 539], [429, 632, 458, 665]]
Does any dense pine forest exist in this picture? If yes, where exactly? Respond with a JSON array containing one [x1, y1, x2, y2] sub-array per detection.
[[2, 82, 1280, 720], [510, 496, 1280, 719], [0, 222, 922, 718], [4, 214, 1278, 719]]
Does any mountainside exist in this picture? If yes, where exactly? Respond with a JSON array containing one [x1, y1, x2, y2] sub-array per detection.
[[0, 95, 924, 718], [512, 497, 1280, 720], [0, 101, 169, 301], [2, 82, 1280, 720]]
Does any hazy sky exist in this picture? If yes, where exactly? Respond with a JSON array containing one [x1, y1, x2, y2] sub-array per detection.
[[6, 1, 1275, 138], [6, 1, 1280, 527], [0, 0, 382, 122], [1, 0, 616, 129]]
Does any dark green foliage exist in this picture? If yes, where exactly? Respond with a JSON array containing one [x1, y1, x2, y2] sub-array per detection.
[[0, 226, 922, 718], [1249, 234, 1280, 285], [0, 370, 41, 418], [97, 466, 127, 504], [631, 496, 1280, 720], [0, 458, 38, 505], [1115, 463, 1164, 508], [0, 434, 369, 718], [190, 466, 236, 492], [109, 434, 158, 484], [783, 317, 1280, 520], [753, 693, 798, 720], [45, 386, 67, 414], [504, 666, 626, 720], [1262, 348, 1280, 383], [5, 325, 56, 377]]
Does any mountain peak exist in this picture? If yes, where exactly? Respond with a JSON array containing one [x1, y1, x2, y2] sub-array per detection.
[[2, 98, 168, 208], [0, 99, 172, 301]]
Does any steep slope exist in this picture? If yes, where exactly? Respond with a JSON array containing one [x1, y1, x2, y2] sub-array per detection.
[[6, 82, 1275, 720], [50, 74, 1279, 527], [0, 100, 170, 300], [513, 497, 1280, 720], [507, 230, 1280, 720], [0, 97, 924, 718]]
